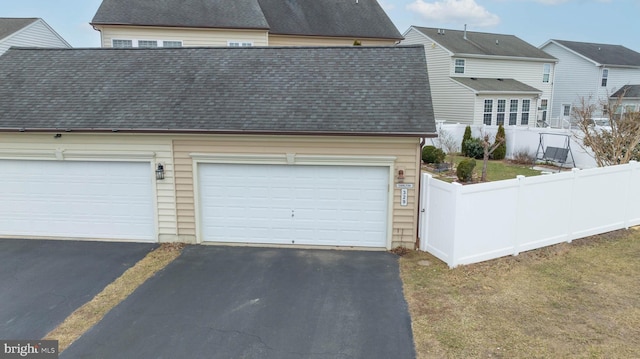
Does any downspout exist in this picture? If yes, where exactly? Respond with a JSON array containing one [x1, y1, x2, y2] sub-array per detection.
[[416, 137, 426, 249]]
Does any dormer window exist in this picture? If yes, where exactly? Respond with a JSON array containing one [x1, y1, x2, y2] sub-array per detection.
[[601, 69, 608, 87], [454, 59, 465, 74]]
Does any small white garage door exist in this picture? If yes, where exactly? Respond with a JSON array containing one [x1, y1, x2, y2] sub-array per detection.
[[0, 160, 155, 241], [198, 163, 389, 248]]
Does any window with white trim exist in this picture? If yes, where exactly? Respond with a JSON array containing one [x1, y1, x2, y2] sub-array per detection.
[[112, 39, 183, 48], [521, 99, 530, 125], [601, 69, 608, 87], [562, 104, 571, 117], [454, 59, 465, 74], [496, 99, 506, 126], [509, 99, 518, 125], [542, 63, 551, 83], [112, 39, 133, 48], [228, 41, 253, 47], [483, 99, 493, 125]]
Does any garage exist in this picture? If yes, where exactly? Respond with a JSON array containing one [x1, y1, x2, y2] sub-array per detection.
[[0, 160, 156, 241], [198, 163, 390, 248]]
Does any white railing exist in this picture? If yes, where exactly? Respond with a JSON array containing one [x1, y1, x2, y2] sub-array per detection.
[[418, 161, 640, 268]]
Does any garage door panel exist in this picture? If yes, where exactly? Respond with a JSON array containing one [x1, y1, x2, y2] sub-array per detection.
[[0, 160, 155, 241], [199, 163, 388, 247]]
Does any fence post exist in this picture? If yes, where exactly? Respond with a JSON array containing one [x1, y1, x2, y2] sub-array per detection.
[[567, 167, 581, 243], [513, 175, 526, 256], [418, 173, 432, 251], [624, 161, 638, 229], [449, 182, 464, 268]]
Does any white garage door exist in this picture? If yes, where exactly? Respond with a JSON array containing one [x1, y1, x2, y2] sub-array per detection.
[[198, 164, 389, 248], [0, 160, 155, 241]]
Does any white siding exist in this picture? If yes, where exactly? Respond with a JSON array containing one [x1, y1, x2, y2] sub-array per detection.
[[401, 28, 475, 124], [0, 20, 70, 55]]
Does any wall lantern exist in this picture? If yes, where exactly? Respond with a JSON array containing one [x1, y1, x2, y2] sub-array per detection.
[[397, 169, 405, 183], [155, 163, 165, 180]]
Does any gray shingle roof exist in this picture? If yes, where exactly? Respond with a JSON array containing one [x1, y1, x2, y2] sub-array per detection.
[[91, 0, 402, 40], [552, 40, 640, 67], [0, 18, 38, 41], [611, 85, 640, 99], [0, 46, 435, 136], [452, 77, 541, 94], [413, 26, 555, 60]]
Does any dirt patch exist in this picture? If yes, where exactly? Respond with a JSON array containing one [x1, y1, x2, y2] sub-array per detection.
[[44, 243, 185, 352], [401, 229, 640, 358]]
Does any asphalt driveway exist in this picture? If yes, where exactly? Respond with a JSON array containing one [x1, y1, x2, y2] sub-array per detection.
[[62, 246, 415, 359], [0, 238, 156, 339]]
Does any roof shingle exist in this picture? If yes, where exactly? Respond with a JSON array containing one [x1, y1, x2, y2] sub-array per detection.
[[412, 26, 555, 60], [452, 77, 542, 94], [0, 46, 435, 136], [92, 0, 402, 40], [552, 40, 640, 67]]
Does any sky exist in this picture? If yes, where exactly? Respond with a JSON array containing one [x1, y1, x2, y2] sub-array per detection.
[[2, 0, 639, 51]]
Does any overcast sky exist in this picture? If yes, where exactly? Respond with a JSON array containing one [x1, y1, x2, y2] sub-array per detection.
[[3, 0, 639, 51]]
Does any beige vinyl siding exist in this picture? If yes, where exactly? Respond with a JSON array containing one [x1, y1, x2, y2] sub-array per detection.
[[0, 133, 177, 242], [268, 34, 396, 46], [401, 28, 475, 124], [96, 25, 269, 47], [172, 135, 420, 248], [0, 20, 70, 55]]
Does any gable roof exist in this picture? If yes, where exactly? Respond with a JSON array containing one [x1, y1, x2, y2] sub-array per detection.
[[611, 85, 640, 99], [411, 26, 555, 60], [451, 77, 541, 95], [547, 40, 640, 68], [0, 18, 38, 41], [92, 0, 402, 40], [0, 46, 434, 136]]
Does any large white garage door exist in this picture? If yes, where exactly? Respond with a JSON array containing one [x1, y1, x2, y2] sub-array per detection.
[[0, 160, 155, 241], [198, 164, 389, 248]]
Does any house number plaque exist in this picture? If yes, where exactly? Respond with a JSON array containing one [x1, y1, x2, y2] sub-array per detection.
[[400, 188, 408, 206]]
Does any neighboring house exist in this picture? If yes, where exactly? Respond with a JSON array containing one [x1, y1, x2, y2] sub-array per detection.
[[91, 0, 402, 48], [401, 26, 557, 127], [540, 40, 640, 123], [0, 45, 435, 250], [611, 85, 640, 118], [0, 18, 70, 55]]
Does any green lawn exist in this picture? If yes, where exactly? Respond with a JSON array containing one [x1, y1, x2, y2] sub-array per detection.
[[426, 155, 542, 182]]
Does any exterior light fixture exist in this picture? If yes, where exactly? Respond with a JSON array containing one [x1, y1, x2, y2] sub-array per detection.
[[397, 169, 405, 183], [156, 163, 165, 180]]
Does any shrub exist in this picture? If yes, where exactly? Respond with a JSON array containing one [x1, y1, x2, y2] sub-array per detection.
[[422, 145, 446, 164], [512, 149, 535, 165], [463, 138, 484, 159], [456, 158, 476, 182], [461, 126, 472, 155], [491, 125, 507, 160]]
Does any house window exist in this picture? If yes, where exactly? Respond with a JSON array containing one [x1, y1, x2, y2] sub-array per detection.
[[163, 41, 183, 48], [138, 40, 158, 48], [509, 99, 518, 125], [496, 99, 506, 126], [112, 39, 133, 48], [228, 41, 253, 47], [562, 104, 571, 117], [542, 63, 551, 83], [521, 99, 530, 125], [454, 59, 465, 74], [601, 69, 608, 87], [483, 99, 493, 125]]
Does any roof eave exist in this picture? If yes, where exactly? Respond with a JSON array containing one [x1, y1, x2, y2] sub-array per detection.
[[268, 31, 403, 41], [0, 128, 436, 138], [454, 53, 557, 62], [90, 22, 271, 31]]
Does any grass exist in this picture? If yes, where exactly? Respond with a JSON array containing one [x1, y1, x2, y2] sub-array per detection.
[[401, 228, 640, 358], [44, 243, 185, 352], [426, 155, 542, 182]]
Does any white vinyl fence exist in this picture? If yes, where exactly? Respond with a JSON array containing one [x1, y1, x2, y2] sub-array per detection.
[[418, 161, 640, 268], [427, 123, 598, 168]]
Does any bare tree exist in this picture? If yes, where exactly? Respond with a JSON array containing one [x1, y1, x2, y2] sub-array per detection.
[[435, 127, 459, 169], [573, 92, 640, 166], [480, 133, 504, 182]]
